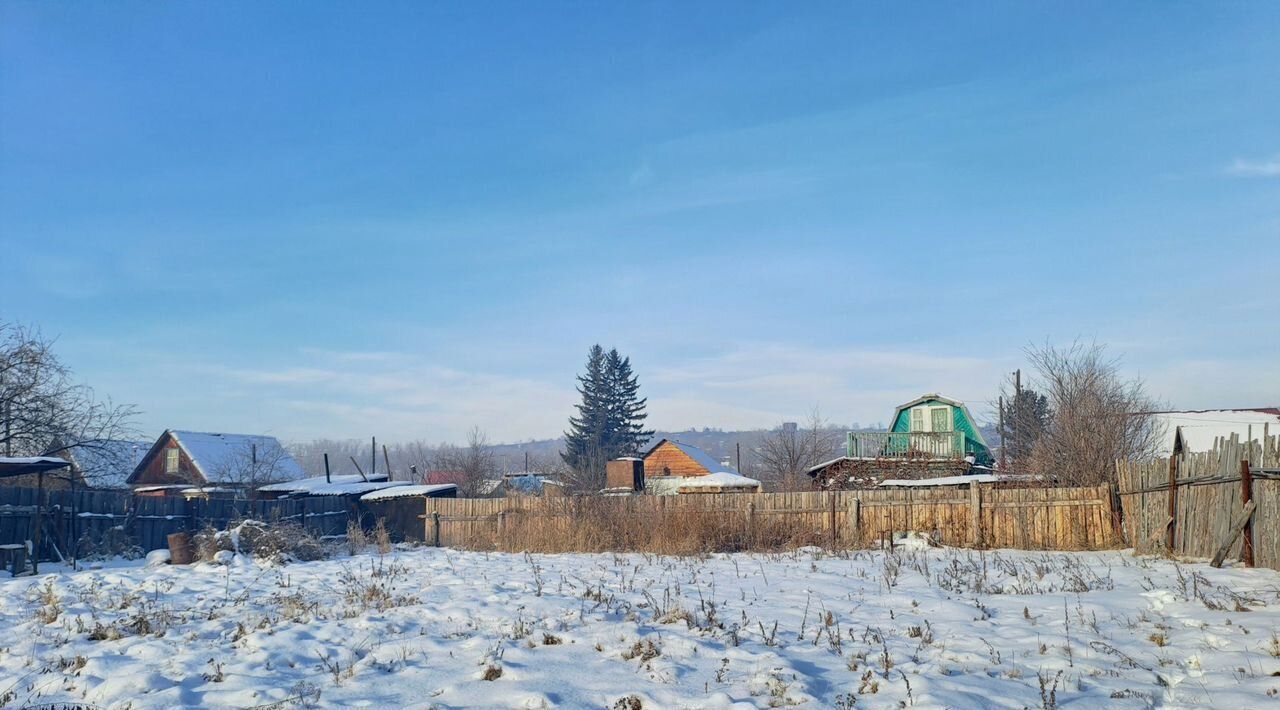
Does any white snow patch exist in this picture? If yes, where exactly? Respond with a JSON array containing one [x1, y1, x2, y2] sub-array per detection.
[[3, 548, 1278, 707]]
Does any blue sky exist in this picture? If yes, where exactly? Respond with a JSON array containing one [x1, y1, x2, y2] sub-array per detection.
[[3, 2, 1278, 444]]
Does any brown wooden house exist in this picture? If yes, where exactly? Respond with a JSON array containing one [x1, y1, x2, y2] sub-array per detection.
[[643, 439, 731, 478], [125, 430, 306, 495], [642, 439, 762, 495]]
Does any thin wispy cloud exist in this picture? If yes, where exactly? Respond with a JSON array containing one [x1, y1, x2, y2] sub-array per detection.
[[1225, 154, 1280, 178]]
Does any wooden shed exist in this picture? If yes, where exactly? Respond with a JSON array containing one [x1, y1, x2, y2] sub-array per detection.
[[643, 439, 733, 479], [359, 484, 458, 542]]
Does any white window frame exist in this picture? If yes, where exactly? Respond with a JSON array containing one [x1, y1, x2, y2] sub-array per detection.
[[165, 448, 179, 474], [930, 406, 952, 432], [911, 405, 953, 432]]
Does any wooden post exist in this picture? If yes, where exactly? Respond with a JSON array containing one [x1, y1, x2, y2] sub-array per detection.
[[1240, 460, 1254, 568], [745, 501, 756, 541], [969, 482, 982, 548], [432, 511, 441, 548], [33, 471, 44, 574], [848, 498, 861, 547], [1165, 455, 1178, 552], [1105, 483, 1123, 546], [829, 493, 838, 549], [1211, 500, 1257, 568]]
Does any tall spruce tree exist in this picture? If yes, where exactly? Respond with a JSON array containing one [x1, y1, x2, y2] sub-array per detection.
[[1002, 387, 1051, 465], [562, 345, 653, 488], [603, 348, 653, 456]]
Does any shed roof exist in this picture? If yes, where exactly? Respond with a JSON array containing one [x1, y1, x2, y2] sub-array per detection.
[[305, 480, 412, 497], [360, 484, 458, 501], [879, 474, 999, 487], [258, 473, 389, 494], [1150, 409, 1280, 456], [675, 471, 761, 489], [66, 440, 149, 489], [644, 438, 736, 474], [0, 456, 71, 478]]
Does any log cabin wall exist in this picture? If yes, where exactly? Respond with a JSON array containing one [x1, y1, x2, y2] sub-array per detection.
[[644, 441, 711, 478], [130, 432, 203, 487]]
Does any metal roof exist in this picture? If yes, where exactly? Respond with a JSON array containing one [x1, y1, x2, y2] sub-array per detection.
[[128, 430, 307, 485], [644, 438, 737, 474], [0, 456, 71, 478]]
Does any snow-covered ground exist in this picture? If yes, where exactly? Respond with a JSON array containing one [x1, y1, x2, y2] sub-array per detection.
[[3, 544, 1279, 708]]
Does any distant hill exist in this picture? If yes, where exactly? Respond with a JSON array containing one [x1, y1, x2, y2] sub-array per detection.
[[489, 426, 892, 474]]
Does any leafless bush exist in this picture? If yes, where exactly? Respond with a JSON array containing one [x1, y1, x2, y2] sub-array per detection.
[[373, 519, 392, 554], [193, 520, 327, 563], [1012, 341, 1161, 484], [756, 408, 842, 492], [76, 525, 144, 561], [346, 519, 370, 554]]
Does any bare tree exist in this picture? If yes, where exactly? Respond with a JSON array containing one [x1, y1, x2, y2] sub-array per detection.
[[206, 440, 296, 489], [432, 426, 497, 497], [0, 323, 137, 467], [756, 408, 842, 491], [1020, 341, 1161, 485]]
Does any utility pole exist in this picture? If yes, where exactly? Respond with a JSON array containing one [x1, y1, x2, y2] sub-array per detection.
[[998, 395, 1007, 470], [736, 442, 741, 471], [1011, 369, 1021, 467], [371, 436, 377, 476]]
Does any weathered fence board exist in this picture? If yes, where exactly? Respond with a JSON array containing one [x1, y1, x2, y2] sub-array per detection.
[[1117, 433, 1279, 570], [0, 487, 353, 562], [423, 484, 1119, 553]]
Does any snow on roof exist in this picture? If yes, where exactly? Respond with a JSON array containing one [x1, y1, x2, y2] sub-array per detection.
[[675, 472, 761, 489], [168, 430, 307, 484], [0, 456, 72, 480], [67, 440, 149, 489], [506, 474, 564, 494], [1150, 410, 1280, 456], [806, 456, 855, 475], [646, 439, 737, 474], [257, 473, 389, 493], [305, 480, 412, 497], [0, 456, 71, 466], [134, 484, 195, 493], [360, 484, 458, 501], [879, 474, 999, 487]]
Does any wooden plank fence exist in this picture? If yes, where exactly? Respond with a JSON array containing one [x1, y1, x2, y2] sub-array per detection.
[[422, 484, 1121, 554], [0, 487, 352, 564], [1117, 432, 1279, 570]]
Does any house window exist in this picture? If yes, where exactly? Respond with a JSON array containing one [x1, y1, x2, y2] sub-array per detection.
[[165, 448, 179, 474], [931, 407, 951, 432], [911, 405, 952, 432]]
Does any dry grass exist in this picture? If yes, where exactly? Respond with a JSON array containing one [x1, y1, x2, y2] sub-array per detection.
[[193, 519, 327, 563], [494, 501, 824, 555]]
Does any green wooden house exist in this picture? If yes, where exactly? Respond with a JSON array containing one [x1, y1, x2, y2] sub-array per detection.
[[847, 393, 993, 465]]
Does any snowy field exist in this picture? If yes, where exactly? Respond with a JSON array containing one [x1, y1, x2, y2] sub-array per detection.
[[3, 544, 1280, 708]]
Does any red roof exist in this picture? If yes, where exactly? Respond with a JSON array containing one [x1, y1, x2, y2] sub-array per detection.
[[424, 470, 466, 486]]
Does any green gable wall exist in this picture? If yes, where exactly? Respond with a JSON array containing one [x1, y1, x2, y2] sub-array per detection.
[[890, 397, 993, 465]]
